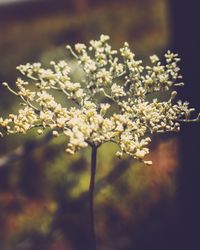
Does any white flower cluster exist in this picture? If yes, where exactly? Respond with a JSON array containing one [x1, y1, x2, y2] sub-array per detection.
[[0, 35, 199, 164]]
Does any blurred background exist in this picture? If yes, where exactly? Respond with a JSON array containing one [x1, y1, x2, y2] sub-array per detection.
[[0, 0, 199, 249]]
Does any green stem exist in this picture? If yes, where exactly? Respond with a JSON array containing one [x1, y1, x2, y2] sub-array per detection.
[[89, 146, 97, 250]]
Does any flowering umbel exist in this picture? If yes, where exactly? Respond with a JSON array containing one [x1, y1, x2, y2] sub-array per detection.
[[0, 35, 199, 164]]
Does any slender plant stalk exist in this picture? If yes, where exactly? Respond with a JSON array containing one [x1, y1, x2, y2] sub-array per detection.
[[89, 146, 97, 250]]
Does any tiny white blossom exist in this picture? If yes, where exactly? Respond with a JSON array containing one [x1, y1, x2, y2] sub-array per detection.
[[111, 83, 125, 97], [75, 43, 86, 53], [150, 54, 159, 64]]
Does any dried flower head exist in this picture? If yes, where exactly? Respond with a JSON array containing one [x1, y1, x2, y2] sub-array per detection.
[[1, 35, 199, 164]]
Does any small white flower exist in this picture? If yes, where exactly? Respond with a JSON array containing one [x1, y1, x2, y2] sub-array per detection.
[[150, 54, 159, 64], [111, 83, 125, 97], [75, 43, 86, 53]]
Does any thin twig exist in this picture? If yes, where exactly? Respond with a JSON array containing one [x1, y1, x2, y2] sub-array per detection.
[[89, 146, 97, 250]]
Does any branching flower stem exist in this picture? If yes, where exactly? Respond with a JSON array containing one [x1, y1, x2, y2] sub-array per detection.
[[89, 146, 98, 250]]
